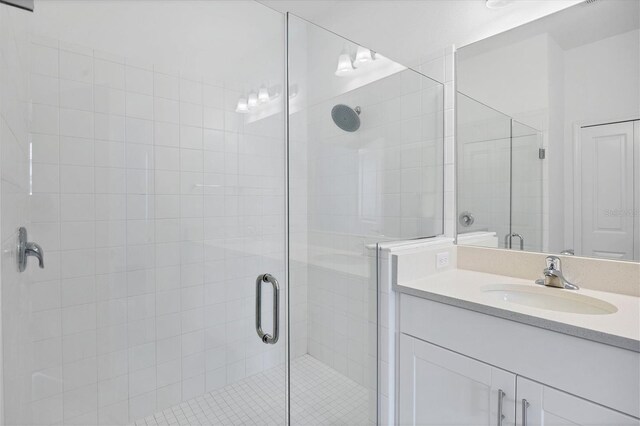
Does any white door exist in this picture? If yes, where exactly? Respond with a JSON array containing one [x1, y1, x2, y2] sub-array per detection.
[[399, 334, 516, 426], [578, 122, 636, 260], [516, 377, 639, 426]]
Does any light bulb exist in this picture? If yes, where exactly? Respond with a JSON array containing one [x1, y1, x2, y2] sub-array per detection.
[[353, 46, 373, 67], [258, 86, 270, 103], [335, 51, 354, 76], [235, 98, 248, 113], [247, 92, 258, 109]]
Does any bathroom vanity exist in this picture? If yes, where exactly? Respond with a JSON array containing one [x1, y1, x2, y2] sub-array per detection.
[[432, 1, 640, 422], [393, 269, 640, 426]]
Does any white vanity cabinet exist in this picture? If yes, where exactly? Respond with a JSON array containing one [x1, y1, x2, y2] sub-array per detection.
[[515, 377, 639, 426], [398, 294, 640, 425], [399, 334, 516, 426]]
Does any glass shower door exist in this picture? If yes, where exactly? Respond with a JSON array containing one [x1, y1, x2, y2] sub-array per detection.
[[0, 1, 288, 425], [510, 120, 543, 252], [287, 13, 444, 426]]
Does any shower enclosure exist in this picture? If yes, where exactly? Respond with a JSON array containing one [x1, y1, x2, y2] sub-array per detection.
[[0, 2, 444, 425]]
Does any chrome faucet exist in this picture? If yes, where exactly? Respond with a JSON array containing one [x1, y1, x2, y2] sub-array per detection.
[[535, 256, 579, 290]]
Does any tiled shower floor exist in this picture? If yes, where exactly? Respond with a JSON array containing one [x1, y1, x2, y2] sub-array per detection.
[[132, 355, 373, 426]]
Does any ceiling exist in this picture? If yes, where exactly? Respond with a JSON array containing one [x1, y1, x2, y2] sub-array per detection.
[[458, 0, 639, 58], [260, 0, 583, 66], [26, 0, 585, 89]]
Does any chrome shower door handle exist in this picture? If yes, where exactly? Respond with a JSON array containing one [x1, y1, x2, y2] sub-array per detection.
[[504, 233, 512, 249], [17, 227, 44, 272], [255, 273, 280, 344], [511, 233, 525, 250], [497, 389, 505, 426], [504, 233, 525, 250], [521, 399, 530, 426]]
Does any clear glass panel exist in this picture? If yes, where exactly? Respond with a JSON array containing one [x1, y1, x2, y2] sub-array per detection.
[[288, 14, 444, 426], [457, 93, 511, 247], [511, 120, 543, 252], [0, 2, 286, 425]]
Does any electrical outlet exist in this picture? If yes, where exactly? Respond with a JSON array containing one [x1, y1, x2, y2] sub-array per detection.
[[436, 252, 449, 269]]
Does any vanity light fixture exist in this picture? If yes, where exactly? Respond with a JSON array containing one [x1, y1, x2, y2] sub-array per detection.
[[486, 0, 513, 9], [335, 47, 354, 76], [237, 84, 280, 114], [353, 46, 375, 67], [236, 97, 249, 113]]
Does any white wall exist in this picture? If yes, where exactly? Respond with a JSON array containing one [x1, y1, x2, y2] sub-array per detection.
[[457, 34, 550, 129], [546, 35, 565, 253], [564, 30, 640, 127]]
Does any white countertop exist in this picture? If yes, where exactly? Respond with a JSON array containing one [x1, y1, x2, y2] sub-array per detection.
[[394, 268, 640, 352]]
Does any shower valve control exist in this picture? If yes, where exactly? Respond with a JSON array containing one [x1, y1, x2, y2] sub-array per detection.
[[17, 227, 44, 272]]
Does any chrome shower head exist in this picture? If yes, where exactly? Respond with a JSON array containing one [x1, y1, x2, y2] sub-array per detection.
[[331, 104, 361, 132]]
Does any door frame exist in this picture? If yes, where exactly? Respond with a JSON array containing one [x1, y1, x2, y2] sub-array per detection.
[[572, 117, 639, 259]]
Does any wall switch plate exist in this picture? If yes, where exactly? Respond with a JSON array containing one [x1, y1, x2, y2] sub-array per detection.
[[436, 252, 449, 269]]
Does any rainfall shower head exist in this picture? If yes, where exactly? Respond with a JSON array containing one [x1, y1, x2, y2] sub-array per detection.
[[331, 104, 361, 132]]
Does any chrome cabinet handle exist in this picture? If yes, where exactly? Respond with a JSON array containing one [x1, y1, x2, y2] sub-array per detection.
[[255, 273, 280, 344], [17, 227, 44, 272], [521, 399, 529, 426], [497, 389, 505, 426]]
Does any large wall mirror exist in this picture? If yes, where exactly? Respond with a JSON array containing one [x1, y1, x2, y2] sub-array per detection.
[[456, 0, 639, 262]]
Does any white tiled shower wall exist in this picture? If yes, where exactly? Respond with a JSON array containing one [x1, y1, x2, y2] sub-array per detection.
[[0, 5, 31, 424], [10, 34, 289, 425]]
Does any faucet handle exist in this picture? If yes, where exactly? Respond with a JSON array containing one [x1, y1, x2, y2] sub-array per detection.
[[17, 227, 45, 272], [545, 255, 561, 271], [25, 242, 44, 268]]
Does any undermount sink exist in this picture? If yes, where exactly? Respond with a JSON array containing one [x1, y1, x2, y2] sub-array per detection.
[[481, 284, 618, 315]]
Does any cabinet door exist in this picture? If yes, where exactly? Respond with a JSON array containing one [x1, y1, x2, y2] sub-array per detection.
[[516, 377, 639, 426], [399, 334, 516, 425]]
